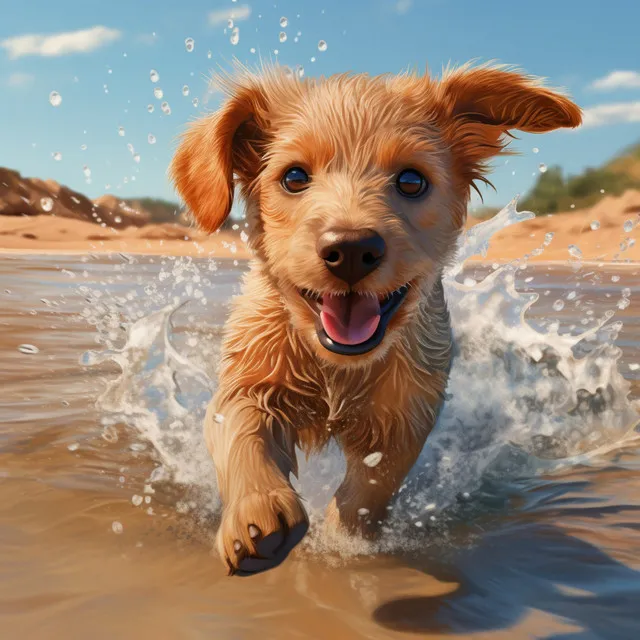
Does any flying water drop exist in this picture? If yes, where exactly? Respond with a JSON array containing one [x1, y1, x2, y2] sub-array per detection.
[[148, 134, 156, 144], [182, 85, 190, 96], [52, 152, 62, 161], [539, 163, 548, 173], [161, 102, 171, 115], [49, 91, 62, 107], [279, 32, 287, 42], [153, 88, 163, 100], [280, 16, 288, 27], [150, 69, 159, 83], [318, 40, 327, 52], [185, 37, 195, 52], [230, 27, 240, 45]]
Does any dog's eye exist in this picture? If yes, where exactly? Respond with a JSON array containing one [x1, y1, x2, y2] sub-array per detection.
[[396, 169, 428, 198], [282, 167, 310, 193]]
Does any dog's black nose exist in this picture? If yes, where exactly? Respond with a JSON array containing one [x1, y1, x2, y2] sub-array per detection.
[[317, 229, 386, 286]]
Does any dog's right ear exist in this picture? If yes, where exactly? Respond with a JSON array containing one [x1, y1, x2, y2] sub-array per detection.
[[170, 82, 269, 233]]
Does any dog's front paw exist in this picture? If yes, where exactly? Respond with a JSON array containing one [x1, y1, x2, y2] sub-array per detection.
[[217, 488, 309, 577]]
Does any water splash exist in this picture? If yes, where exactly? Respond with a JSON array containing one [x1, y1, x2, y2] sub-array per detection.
[[82, 198, 640, 556]]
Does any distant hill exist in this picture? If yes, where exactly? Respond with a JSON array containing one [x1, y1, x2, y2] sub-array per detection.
[[519, 141, 640, 215]]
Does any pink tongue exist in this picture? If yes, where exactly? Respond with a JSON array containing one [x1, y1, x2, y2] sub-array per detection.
[[320, 294, 381, 345]]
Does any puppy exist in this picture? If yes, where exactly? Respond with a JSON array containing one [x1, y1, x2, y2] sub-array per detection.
[[171, 62, 581, 576]]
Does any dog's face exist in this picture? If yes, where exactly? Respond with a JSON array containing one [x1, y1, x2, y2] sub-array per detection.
[[172, 65, 581, 366]]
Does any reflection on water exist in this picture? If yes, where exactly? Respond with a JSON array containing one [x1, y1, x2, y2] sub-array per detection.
[[2, 246, 640, 639]]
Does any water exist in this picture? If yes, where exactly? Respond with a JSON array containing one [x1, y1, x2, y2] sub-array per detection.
[[153, 88, 163, 100], [49, 90, 61, 107], [185, 38, 195, 53], [150, 69, 159, 83], [2, 201, 640, 638], [318, 39, 328, 52]]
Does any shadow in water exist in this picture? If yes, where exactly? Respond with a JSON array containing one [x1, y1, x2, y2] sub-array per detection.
[[374, 518, 640, 639]]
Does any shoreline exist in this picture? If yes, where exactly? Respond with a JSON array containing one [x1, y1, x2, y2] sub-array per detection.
[[3, 247, 639, 269]]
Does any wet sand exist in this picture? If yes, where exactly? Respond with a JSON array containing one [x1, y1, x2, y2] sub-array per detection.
[[2, 253, 640, 639]]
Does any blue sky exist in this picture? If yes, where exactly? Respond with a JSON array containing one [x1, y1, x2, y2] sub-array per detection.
[[1, 0, 639, 214]]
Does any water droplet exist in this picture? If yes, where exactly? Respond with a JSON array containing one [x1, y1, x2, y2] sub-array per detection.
[[310, 56, 316, 62], [568, 244, 582, 259], [80, 144, 87, 150], [83, 166, 91, 178], [161, 102, 171, 115], [279, 32, 287, 42], [147, 104, 154, 113], [49, 91, 62, 107], [150, 69, 159, 83], [532, 147, 539, 154], [39, 197, 54, 212], [280, 16, 288, 27], [357, 508, 370, 516], [538, 163, 547, 173], [230, 27, 240, 45], [618, 298, 631, 310], [214, 413, 225, 424], [207, 50, 212, 59], [590, 220, 600, 230], [612, 274, 621, 283], [552, 299, 565, 312], [153, 87, 163, 99], [114, 216, 122, 223], [185, 37, 195, 52], [52, 152, 62, 161], [318, 40, 327, 52], [118, 126, 125, 137], [182, 84, 190, 96], [624, 219, 635, 233], [296, 65, 304, 79], [227, 18, 234, 28], [148, 134, 156, 144], [133, 153, 141, 163], [192, 97, 199, 107], [363, 452, 383, 467], [67, 442, 79, 452], [18, 343, 39, 354], [250, 47, 256, 54], [131, 495, 143, 506], [544, 232, 554, 244], [112, 521, 124, 535]]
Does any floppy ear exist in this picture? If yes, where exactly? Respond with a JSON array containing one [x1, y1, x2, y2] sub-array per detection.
[[434, 64, 582, 188], [170, 82, 269, 233]]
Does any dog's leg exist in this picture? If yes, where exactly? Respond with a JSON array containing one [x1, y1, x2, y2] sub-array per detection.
[[325, 425, 427, 539], [205, 397, 308, 576]]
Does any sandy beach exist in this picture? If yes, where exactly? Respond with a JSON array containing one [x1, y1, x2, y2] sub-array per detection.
[[2, 189, 639, 263]]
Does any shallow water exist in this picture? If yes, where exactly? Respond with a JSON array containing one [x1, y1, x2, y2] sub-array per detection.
[[3, 210, 640, 638]]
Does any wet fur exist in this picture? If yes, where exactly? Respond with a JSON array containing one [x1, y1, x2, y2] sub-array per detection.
[[171, 62, 582, 575]]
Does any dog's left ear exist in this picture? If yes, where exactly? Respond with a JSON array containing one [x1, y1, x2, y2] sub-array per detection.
[[170, 81, 269, 233], [434, 65, 582, 185]]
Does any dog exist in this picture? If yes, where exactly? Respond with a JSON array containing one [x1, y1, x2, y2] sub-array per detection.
[[170, 62, 581, 576]]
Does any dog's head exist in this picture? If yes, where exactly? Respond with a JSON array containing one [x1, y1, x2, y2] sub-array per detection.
[[171, 63, 581, 365]]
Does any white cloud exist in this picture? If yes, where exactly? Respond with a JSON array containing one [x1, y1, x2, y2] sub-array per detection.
[[589, 70, 640, 91], [1, 26, 121, 60], [6, 72, 34, 87], [208, 4, 251, 26], [395, 0, 413, 14], [580, 101, 640, 128]]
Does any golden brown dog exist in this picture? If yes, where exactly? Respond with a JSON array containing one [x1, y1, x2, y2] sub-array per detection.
[[170, 62, 581, 576]]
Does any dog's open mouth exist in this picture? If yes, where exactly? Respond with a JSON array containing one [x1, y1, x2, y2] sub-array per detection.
[[299, 286, 409, 355]]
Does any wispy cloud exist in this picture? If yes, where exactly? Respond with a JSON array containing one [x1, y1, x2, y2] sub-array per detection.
[[208, 4, 251, 27], [0, 26, 121, 60], [589, 70, 640, 91], [6, 72, 34, 88], [394, 0, 413, 14], [580, 101, 640, 128]]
